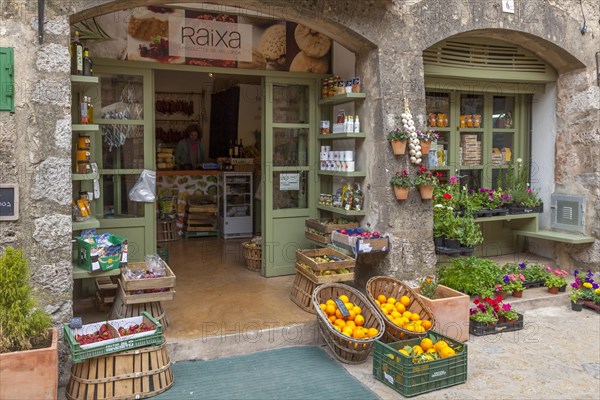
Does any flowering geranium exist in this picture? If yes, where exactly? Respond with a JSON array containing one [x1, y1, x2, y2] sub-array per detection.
[[416, 129, 440, 142], [414, 164, 440, 187], [390, 169, 413, 187], [544, 266, 568, 288], [497, 303, 518, 321], [387, 127, 411, 141]]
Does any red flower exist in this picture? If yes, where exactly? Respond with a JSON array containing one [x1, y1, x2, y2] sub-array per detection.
[[443, 193, 452, 199]]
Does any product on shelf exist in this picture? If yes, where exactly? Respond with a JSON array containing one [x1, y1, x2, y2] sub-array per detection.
[[321, 76, 362, 99]]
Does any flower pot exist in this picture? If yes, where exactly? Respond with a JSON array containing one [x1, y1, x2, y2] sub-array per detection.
[[558, 284, 567, 293], [460, 246, 475, 256], [390, 140, 407, 155], [496, 291, 507, 300], [434, 236, 445, 248], [571, 302, 583, 312], [418, 185, 434, 200], [419, 140, 431, 155], [445, 239, 461, 249], [505, 318, 519, 324], [393, 186, 409, 200], [547, 286, 559, 294], [413, 285, 470, 342], [512, 290, 524, 298], [498, 315, 506, 323]]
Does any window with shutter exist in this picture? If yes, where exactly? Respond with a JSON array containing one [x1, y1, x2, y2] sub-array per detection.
[[0, 48, 15, 112]]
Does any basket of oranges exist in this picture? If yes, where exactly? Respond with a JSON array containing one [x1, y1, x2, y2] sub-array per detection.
[[366, 276, 435, 343], [312, 283, 385, 364]]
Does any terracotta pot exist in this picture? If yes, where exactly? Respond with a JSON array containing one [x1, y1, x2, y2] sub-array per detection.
[[413, 285, 470, 342], [0, 327, 58, 400], [418, 185, 434, 200], [390, 140, 407, 155], [547, 286, 559, 294], [419, 140, 431, 155], [393, 186, 409, 200], [505, 318, 519, 324], [512, 290, 524, 298], [496, 291, 507, 300], [498, 315, 506, 323]]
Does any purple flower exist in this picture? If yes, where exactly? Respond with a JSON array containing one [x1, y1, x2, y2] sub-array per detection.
[[519, 263, 526, 269], [469, 309, 478, 315], [593, 283, 599, 289], [587, 270, 593, 278], [503, 275, 510, 283], [502, 304, 511, 311], [574, 269, 579, 276]]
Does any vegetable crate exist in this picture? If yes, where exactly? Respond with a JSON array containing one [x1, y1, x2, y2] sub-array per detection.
[[312, 283, 385, 364], [290, 263, 354, 314], [296, 248, 355, 272], [63, 312, 163, 363], [66, 340, 173, 399], [331, 231, 390, 254], [469, 313, 524, 336], [373, 332, 468, 397], [305, 218, 358, 234], [366, 276, 436, 342], [118, 261, 177, 305], [76, 234, 127, 272]]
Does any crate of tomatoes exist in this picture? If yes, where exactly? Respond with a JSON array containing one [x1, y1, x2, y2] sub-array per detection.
[[64, 312, 163, 363]]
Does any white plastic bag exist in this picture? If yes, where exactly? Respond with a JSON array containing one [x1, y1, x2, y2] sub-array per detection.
[[129, 170, 156, 202]]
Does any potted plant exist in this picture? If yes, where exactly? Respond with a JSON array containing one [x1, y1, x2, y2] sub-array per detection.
[[414, 164, 439, 200], [502, 273, 526, 297], [390, 169, 413, 200], [469, 298, 499, 326], [544, 266, 568, 294], [415, 129, 440, 155], [572, 269, 600, 311], [493, 284, 507, 300], [0, 247, 57, 400], [438, 257, 503, 296], [569, 289, 584, 312], [387, 127, 410, 155], [517, 262, 550, 287], [497, 303, 519, 323], [456, 216, 483, 255]]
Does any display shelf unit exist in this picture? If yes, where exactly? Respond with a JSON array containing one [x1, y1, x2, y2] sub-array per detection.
[[219, 172, 253, 239], [317, 132, 366, 140], [317, 171, 366, 177], [72, 263, 121, 280], [72, 173, 99, 181], [72, 216, 100, 231], [318, 92, 366, 105], [316, 205, 366, 216]]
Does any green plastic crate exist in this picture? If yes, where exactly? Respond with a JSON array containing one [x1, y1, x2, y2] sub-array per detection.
[[76, 234, 127, 272], [373, 331, 468, 397], [64, 312, 163, 363], [157, 245, 169, 264]]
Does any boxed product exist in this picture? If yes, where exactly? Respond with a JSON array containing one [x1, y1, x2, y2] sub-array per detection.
[[76, 233, 127, 272]]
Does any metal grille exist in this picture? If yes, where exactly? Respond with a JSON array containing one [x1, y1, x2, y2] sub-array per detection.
[[551, 194, 585, 233]]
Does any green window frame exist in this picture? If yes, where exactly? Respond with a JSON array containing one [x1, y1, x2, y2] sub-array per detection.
[[0, 47, 15, 112]]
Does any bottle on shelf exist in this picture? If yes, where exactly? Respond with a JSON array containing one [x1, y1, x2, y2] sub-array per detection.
[[354, 116, 360, 133], [80, 96, 89, 124], [233, 139, 239, 158], [83, 47, 93, 76], [238, 139, 244, 158], [228, 140, 234, 158], [336, 110, 345, 123], [353, 183, 364, 211], [71, 31, 84, 75], [86, 97, 94, 124]]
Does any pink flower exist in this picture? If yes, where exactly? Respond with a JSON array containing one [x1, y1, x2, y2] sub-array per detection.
[[508, 274, 517, 282], [502, 303, 512, 311], [449, 176, 458, 185], [546, 265, 552, 272], [518, 274, 525, 281]]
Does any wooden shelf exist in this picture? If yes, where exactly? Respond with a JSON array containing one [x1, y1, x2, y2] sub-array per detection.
[[318, 132, 366, 140], [474, 213, 537, 223], [317, 205, 366, 216], [72, 216, 100, 231], [72, 124, 99, 132], [72, 173, 99, 181], [72, 263, 121, 280], [70, 75, 99, 84], [318, 171, 366, 178], [319, 93, 366, 105]]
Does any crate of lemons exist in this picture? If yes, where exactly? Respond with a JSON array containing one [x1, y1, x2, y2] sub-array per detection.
[[318, 294, 380, 341], [374, 294, 433, 334], [391, 336, 457, 364]]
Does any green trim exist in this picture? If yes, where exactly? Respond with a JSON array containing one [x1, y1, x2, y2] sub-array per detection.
[[474, 214, 537, 223], [317, 205, 366, 216], [318, 132, 366, 140], [318, 93, 366, 105], [71, 75, 99, 84], [425, 77, 544, 94], [72, 124, 99, 131], [318, 171, 366, 177], [72, 263, 121, 280], [271, 167, 310, 172], [272, 123, 310, 129], [99, 169, 144, 175], [72, 216, 100, 231], [97, 217, 147, 228], [72, 173, 99, 181], [513, 230, 595, 244], [95, 119, 144, 125], [0, 47, 14, 112]]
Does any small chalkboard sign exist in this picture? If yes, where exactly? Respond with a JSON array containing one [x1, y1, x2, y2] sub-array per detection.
[[0, 184, 18, 221]]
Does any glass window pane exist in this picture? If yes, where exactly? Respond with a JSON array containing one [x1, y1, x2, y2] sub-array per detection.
[[272, 172, 307, 209], [426, 92, 450, 127], [459, 170, 482, 189], [272, 84, 309, 124], [460, 94, 484, 128], [98, 73, 144, 120], [460, 132, 483, 166], [492, 132, 513, 165], [101, 174, 145, 218], [101, 124, 145, 169], [429, 131, 449, 167], [273, 128, 308, 167], [493, 96, 515, 128]]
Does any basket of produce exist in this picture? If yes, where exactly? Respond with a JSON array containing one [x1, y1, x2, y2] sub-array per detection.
[[242, 237, 261, 272], [296, 248, 355, 272], [373, 331, 467, 397], [366, 276, 436, 343], [119, 255, 176, 305], [305, 218, 359, 234], [290, 263, 354, 313], [312, 283, 385, 364]]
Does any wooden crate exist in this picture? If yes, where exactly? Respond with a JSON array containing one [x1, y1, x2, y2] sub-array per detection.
[[117, 281, 176, 305], [95, 277, 117, 312], [295, 262, 354, 284], [157, 220, 179, 242], [305, 218, 359, 234], [121, 262, 176, 292], [296, 248, 355, 272], [331, 231, 390, 254], [305, 230, 331, 244], [66, 340, 173, 400], [290, 268, 318, 314], [110, 290, 169, 329]]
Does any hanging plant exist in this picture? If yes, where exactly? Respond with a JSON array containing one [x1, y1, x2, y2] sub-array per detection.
[[401, 98, 422, 165]]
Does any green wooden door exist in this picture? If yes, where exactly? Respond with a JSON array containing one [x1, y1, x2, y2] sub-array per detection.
[[263, 77, 317, 277], [93, 65, 156, 261]]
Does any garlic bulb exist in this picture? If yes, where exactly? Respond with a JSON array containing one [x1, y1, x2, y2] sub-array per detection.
[[410, 150, 416, 156], [410, 156, 416, 163], [416, 151, 422, 157]]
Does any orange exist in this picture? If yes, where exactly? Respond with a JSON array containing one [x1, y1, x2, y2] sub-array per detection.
[[347, 309, 357, 321], [391, 311, 401, 319], [410, 313, 421, 322], [335, 309, 344, 319], [381, 307, 390, 315], [339, 294, 350, 303], [352, 306, 362, 316], [394, 303, 406, 313], [367, 328, 379, 338], [402, 311, 412, 319], [420, 338, 434, 351], [328, 315, 337, 324], [414, 325, 425, 333], [421, 320, 432, 330], [377, 294, 387, 304], [439, 346, 455, 358], [342, 326, 354, 337], [332, 325, 341, 332], [375, 300, 381, 306], [393, 318, 404, 327], [427, 348, 437, 354], [387, 314, 394, 320], [319, 303, 327, 312], [399, 349, 410, 357], [352, 329, 365, 339], [400, 296, 411, 307], [355, 315, 365, 326], [326, 299, 336, 307], [434, 340, 449, 353], [346, 321, 356, 329], [398, 317, 409, 326], [344, 302, 354, 310], [386, 297, 397, 305], [325, 304, 336, 316], [405, 325, 416, 331], [384, 303, 395, 313], [334, 319, 346, 329], [412, 345, 424, 356]]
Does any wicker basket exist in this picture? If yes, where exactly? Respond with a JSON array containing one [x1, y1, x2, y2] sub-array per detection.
[[312, 283, 385, 364], [366, 276, 436, 343], [241, 242, 261, 272]]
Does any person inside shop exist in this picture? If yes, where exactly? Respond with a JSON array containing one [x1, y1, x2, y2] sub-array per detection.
[[175, 124, 206, 169]]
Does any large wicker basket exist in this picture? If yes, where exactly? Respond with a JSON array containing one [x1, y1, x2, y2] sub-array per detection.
[[312, 283, 385, 364], [241, 242, 261, 272], [366, 276, 436, 343]]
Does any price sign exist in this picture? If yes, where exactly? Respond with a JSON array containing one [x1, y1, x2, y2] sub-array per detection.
[[0, 184, 18, 221], [334, 299, 350, 317]]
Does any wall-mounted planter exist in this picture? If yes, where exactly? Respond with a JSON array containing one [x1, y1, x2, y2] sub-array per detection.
[[390, 140, 407, 155], [418, 185, 434, 199], [393, 186, 409, 200], [419, 140, 431, 155]]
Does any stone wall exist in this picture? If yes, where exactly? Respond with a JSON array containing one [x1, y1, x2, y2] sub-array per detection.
[[1, 0, 598, 340]]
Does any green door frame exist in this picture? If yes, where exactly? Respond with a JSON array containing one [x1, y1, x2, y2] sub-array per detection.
[[262, 76, 318, 277]]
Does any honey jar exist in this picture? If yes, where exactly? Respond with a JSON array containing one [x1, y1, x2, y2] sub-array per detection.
[[76, 150, 91, 161], [78, 135, 91, 150]]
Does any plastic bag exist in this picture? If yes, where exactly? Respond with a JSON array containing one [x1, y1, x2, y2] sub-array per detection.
[[129, 170, 156, 202]]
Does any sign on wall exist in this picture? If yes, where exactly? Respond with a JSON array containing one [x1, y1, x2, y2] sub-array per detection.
[[0, 184, 19, 221], [280, 173, 299, 191]]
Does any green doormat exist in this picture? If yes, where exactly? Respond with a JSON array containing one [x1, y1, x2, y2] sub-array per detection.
[[155, 346, 378, 400]]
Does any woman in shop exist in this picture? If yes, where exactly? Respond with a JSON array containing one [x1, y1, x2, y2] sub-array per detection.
[[175, 124, 206, 169]]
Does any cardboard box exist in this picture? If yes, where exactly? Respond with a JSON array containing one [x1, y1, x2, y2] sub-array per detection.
[[331, 231, 390, 254]]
